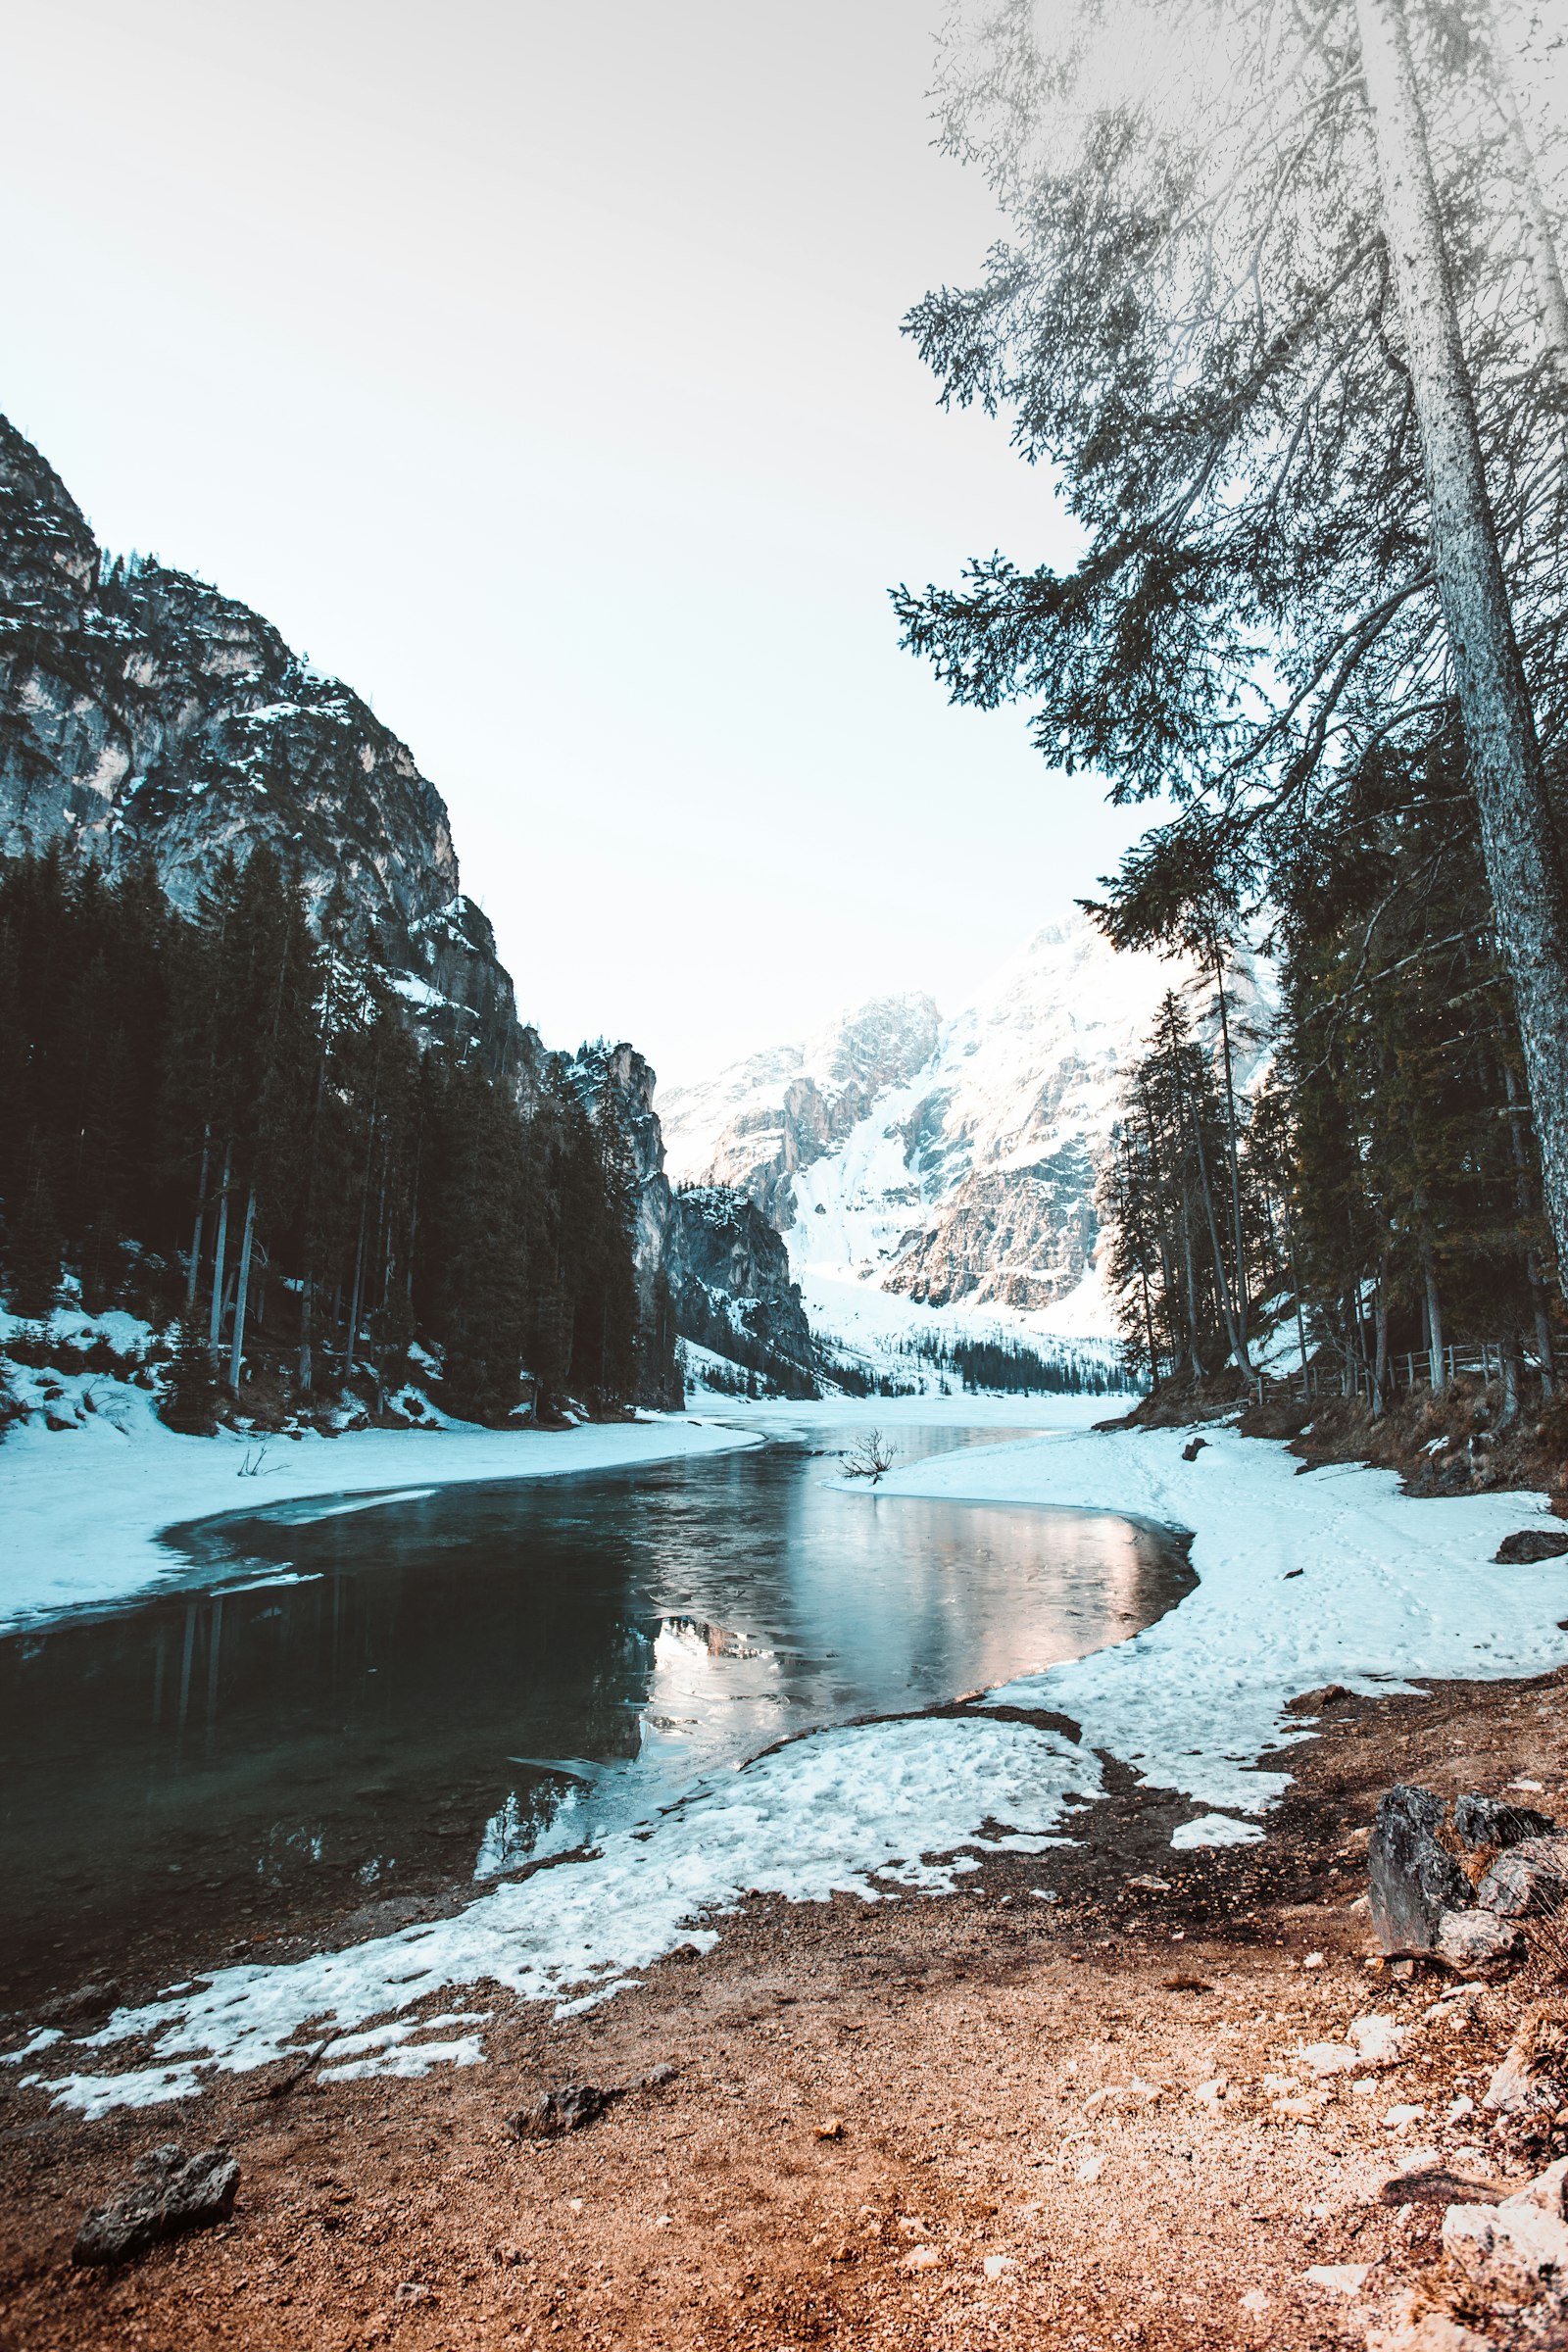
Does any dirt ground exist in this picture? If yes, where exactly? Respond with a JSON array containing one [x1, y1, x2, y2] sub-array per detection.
[[5, 1668, 1568, 2352]]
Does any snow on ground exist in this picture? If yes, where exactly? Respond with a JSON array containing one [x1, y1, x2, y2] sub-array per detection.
[[33, 1714, 1093, 2118], [0, 1381, 759, 1632], [11, 1396, 1566, 2114], [798, 1266, 1127, 1382], [870, 1421, 1566, 1816]]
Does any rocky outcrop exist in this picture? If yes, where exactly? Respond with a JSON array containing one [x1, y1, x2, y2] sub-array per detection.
[[665, 1186, 815, 1396], [662, 918, 1271, 1338], [662, 995, 942, 1230], [885, 1140, 1100, 1310], [570, 1042, 681, 1408], [0, 413, 531, 1082]]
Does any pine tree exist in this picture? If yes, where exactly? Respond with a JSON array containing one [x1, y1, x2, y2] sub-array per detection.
[[160, 1319, 222, 1435]]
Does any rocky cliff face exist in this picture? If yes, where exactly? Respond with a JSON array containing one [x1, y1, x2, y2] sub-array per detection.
[[664, 1187, 815, 1396], [0, 412, 776, 1405], [662, 916, 1270, 1338], [569, 1041, 682, 1408], [0, 413, 530, 1082], [660, 994, 941, 1230]]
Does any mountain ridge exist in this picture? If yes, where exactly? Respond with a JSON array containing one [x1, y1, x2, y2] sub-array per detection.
[[663, 914, 1270, 1348]]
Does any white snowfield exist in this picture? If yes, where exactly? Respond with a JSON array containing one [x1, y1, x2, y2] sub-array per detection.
[[0, 1387, 758, 1632], [8, 1402, 1566, 2114]]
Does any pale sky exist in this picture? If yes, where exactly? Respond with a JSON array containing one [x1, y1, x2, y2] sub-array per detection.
[[7, 0, 1152, 1084]]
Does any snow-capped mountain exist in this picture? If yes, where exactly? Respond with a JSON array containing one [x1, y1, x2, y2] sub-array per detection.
[[662, 914, 1268, 1348]]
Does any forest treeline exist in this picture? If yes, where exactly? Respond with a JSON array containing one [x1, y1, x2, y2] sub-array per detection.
[[1099, 756, 1560, 1405], [0, 846, 669, 1427], [901, 0, 1568, 1415]]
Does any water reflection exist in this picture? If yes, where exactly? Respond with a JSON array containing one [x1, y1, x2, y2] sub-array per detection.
[[0, 1427, 1192, 1981]]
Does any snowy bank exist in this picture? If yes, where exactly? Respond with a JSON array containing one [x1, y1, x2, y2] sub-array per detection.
[[29, 1713, 1094, 2118], [872, 1421, 1567, 1815], [0, 1389, 759, 1631], [14, 1404, 1568, 2115]]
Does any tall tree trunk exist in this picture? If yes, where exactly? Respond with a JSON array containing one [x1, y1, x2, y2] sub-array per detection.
[[1502, 1055, 1557, 1394], [185, 1127, 212, 1315], [299, 1277, 315, 1395], [1485, 0, 1568, 408], [227, 1184, 257, 1393], [1184, 1072, 1254, 1375], [1355, 0, 1568, 1279], [1373, 1260, 1390, 1420], [1422, 1240, 1446, 1391], [1207, 932, 1251, 1359], [207, 1142, 232, 1360]]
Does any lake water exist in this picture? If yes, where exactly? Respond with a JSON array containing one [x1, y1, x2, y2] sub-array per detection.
[[0, 1424, 1192, 1987]]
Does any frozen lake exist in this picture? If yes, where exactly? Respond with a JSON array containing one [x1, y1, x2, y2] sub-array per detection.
[[0, 1423, 1193, 1985]]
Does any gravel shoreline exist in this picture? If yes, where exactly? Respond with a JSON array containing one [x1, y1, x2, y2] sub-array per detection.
[[6, 1664, 1567, 2348]]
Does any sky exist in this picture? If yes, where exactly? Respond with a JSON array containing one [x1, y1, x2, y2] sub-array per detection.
[[6, 0, 1154, 1084]]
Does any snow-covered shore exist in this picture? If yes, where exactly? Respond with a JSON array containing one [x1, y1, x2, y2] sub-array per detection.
[[11, 1399, 1568, 2115], [0, 1391, 760, 1632], [875, 1419, 1567, 1813]]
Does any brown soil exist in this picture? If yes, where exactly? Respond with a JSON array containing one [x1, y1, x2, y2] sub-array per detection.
[[5, 1670, 1568, 2350]]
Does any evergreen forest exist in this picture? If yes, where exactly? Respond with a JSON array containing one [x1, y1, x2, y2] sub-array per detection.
[[900, 0, 1568, 1430], [0, 847, 665, 1429]]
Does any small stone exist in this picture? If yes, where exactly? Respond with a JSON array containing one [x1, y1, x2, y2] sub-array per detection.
[[1383, 2105, 1427, 2130], [395, 2283, 434, 2305], [73, 2145, 240, 2266], [1075, 2153, 1105, 2182], [1349, 2014, 1408, 2066], [902, 2245, 940, 2272], [1302, 1950, 1325, 1969], [814, 2117, 845, 2140], [1304, 2263, 1370, 2295], [982, 2253, 1018, 2280], [1446, 2095, 1477, 2124], [510, 2082, 615, 2137], [1299, 2042, 1359, 2077], [1195, 2076, 1228, 2111], [1285, 1685, 1349, 1716]]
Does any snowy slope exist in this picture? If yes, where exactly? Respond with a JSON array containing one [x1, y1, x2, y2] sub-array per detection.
[[663, 912, 1266, 1352]]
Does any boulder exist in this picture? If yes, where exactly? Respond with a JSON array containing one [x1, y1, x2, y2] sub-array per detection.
[[1442, 2158, 1568, 2288], [1453, 1792, 1557, 1850], [1477, 1836, 1568, 1918], [1433, 1908, 1524, 1970], [1369, 1786, 1471, 1955], [74, 2144, 239, 2265], [1494, 1529, 1568, 1564]]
